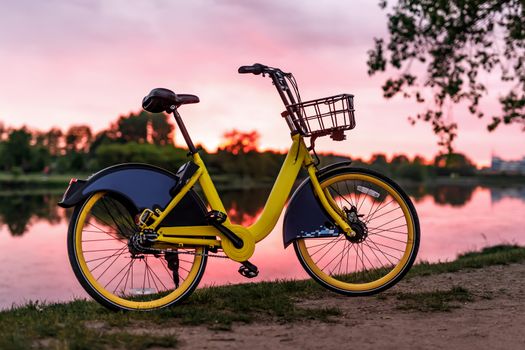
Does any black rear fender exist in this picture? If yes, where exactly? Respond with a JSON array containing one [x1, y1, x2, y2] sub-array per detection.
[[58, 163, 207, 227]]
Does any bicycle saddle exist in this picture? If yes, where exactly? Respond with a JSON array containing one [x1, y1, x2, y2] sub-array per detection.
[[142, 88, 199, 113]]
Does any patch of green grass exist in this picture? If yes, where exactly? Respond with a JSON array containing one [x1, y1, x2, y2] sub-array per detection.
[[154, 279, 340, 329], [407, 244, 525, 278], [0, 301, 178, 349], [395, 286, 474, 312], [0, 281, 340, 348], [0, 244, 522, 347]]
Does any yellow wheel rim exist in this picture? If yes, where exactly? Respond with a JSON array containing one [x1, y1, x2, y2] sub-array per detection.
[[297, 172, 415, 292], [74, 192, 204, 310]]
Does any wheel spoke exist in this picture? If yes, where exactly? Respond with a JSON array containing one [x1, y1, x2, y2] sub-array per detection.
[[368, 214, 406, 231], [368, 232, 407, 244], [365, 198, 395, 224], [314, 236, 343, 265], [89, 246, 128, 272], [85, 222, 124, 241], [106, 259, 134, 290], [309, 236, 341, 256], [86, 249, 129, 264], [365, 205, 402, 223]]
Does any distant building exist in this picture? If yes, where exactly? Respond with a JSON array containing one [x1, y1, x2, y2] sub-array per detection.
[[491, 156, 525, 174]]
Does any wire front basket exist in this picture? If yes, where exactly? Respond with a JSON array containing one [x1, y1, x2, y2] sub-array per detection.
[[288, 94, 355, 141]]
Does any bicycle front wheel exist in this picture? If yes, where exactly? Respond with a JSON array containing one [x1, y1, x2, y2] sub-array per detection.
[[67, 192, 207, 311], [293, 168, 420, 295]]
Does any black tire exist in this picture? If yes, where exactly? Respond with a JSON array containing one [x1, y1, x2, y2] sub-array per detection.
[[293, 167, 420, 296], [67, 192, 207, 311]]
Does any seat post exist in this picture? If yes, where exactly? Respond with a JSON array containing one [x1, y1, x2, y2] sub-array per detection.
[[171, 107, 197, 154]]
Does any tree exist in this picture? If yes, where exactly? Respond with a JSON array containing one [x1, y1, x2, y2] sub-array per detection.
[[368, 1, 524, 151], [112, 112, 148, 143], [65, 125, 92, 153], [0, 122, 7, 141], [111, 111, 174, 145], [369, 153, 390, 175], [1, 127, 32, 171], [95, 143, 186, 170], [43, 128, 63, 155], [434, 152, 476, 176], [412, 155, 427, 165], [391, 154, 410, 168], [220, 129, 260, 155], [150, 112, 175, 145]]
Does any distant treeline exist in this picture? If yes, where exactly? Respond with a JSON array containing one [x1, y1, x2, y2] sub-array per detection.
[[0, 111, 181, 175], [0, 111, 478, 181]]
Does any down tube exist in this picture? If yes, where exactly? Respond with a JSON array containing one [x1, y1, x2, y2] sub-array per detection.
[[249, 135, 310, 242]]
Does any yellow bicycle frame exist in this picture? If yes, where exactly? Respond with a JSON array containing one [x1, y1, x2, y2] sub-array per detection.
[[141, 133, 352, 261]]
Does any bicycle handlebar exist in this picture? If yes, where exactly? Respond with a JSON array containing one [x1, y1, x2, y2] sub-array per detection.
[[238, 63, 302, 133], [238, 63, 267, 75], [237, 63, 289, 76]]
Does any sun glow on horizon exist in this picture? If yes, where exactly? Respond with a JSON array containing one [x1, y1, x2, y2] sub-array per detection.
[[0, 0, 524, 166]]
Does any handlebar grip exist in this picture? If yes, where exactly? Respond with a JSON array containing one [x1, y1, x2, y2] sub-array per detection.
[[238, 63, 266, 75]]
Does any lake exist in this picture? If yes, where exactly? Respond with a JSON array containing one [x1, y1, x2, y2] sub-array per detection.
[[1, 182, 524, 309]]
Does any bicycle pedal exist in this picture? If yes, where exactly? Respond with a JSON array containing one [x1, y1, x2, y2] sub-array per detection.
[[238, 261, 259, 279]]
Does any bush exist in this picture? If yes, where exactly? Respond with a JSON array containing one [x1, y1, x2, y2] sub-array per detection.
[[396, 163, 426, 181], [95, 143, 188, 171]]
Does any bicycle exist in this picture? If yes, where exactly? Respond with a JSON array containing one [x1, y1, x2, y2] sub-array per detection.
[[59, 63, 420, 311]]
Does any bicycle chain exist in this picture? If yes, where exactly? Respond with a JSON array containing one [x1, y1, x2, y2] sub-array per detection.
[[132, 239, 230, 259]]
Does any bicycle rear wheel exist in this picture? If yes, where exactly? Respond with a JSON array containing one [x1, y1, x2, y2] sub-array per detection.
[[67, 192, 207, 311], [294, 168, 419, 295]]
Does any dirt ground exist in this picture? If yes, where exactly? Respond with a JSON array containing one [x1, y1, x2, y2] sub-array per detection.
[[151, 263, 525, 350]]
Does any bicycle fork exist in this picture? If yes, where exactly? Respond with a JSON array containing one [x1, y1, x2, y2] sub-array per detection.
[[306, 164, 355, 237]]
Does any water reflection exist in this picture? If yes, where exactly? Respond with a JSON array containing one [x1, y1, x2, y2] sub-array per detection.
[[407, 185, 476, 207], [220, 187, 271, 225], [0, 193, 64, 236], [1, 184, 525, 236], [490, 186, 525, 203], [1, 183, 525, 308]]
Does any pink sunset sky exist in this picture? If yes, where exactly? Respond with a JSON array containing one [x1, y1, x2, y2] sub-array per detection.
[[0, 0, 523, 166]]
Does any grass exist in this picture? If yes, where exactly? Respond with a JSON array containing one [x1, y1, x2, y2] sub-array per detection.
[[406, 244, 525, 278], [0, 244, 523, 349], [162, 280, 340, 327], [0, 301, 179, 350], [395, 286, 474, 312], [0, 281, 340, 349]]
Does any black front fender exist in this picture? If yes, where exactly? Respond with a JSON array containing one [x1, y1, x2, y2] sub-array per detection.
[[283, 161, 352, 248], [58, 163, 207, 227]]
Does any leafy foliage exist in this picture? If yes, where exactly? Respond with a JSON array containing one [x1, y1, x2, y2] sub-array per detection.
[[95, 143, 187, 170], [0, 128, 50, 173], [110, 111, 174, 145], [0, 110, 177, 174], [220, 129, 260, 154], [368, 0, 525, 151]]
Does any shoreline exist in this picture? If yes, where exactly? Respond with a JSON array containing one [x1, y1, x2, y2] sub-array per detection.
[[1, 244, 523, 348], [0, 171, 524, 193]]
